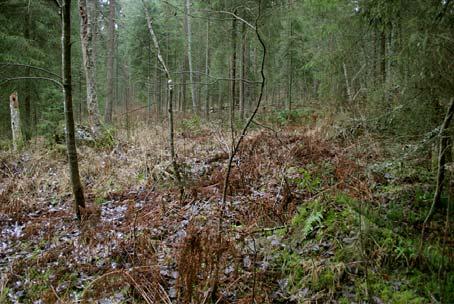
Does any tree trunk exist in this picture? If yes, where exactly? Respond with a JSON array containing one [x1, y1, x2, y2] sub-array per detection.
[[230, 12, 238, 121], [9, 92, 22, 151], [24, 6, 32, 140], [182, 57, 188, 113], [79, 0, 102, 136], [380, 29, 386, 84], [79, 68, 83, 124], [205, 11, 210, 118], [372, 27, 378, 86], [184, 0, 196, 112], [147, 38, 152, 125], [124, 65, 130, 139], [287, 2, 293, 111], [343, 63, 353, 103], [104, 0, 115, 124], [239, 21, 246, 121], [62, 0, 85, 220]]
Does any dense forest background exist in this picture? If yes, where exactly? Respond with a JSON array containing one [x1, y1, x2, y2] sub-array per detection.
[[0, 0, 453, 303], [1, 0, 452, 140]]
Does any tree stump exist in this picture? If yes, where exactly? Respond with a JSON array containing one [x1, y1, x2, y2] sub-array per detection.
[[9, 92, 22, 151]]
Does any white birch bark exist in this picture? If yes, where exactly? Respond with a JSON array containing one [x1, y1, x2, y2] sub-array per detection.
[[9, 92, 22, 151]]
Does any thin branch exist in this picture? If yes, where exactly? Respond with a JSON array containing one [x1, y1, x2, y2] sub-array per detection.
[[51, 0, 62, 8], [210, 3, 267, 300], [0, 62, 62, 79], [201, 9, 256, 30], [0, 76, 62, 88]]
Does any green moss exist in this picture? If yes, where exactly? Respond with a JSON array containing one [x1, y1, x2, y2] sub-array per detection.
[[95, 196, 106, 205], [316, 269, 335, 290]]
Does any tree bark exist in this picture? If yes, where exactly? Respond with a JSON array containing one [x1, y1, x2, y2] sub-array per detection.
[[343, 63, 353, 103], [104, 0, 116, 124], [147, 38, 152, 125], [239, 21, 247, 120], [24, 6, 32, 140], [230, 12, 238, 121], [380, 29, 386, 84], [184, 0, 196, 112], [205, 11, 210, 118], [62, 0, 85, 220], [287, 2, 293, 111], [9, 92, 22, 151], [79, 0, 102, 136]]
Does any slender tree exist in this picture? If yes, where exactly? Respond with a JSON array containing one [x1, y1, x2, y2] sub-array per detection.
[[142, 0, 183, 193], [239, 21, 247, 120], [104, 0, 116, 124], [62, 0, 86, 220], [184, 0, 196, 112], [23, 4, 32, 140]]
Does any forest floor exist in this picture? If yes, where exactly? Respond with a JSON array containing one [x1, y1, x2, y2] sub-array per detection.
[[0, 109, 452, 304]]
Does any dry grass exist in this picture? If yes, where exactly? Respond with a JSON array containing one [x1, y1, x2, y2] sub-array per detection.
[[0, 114, 380, 303]]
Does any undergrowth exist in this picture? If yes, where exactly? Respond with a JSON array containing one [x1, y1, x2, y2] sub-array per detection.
[[0, 113, 452, 303]]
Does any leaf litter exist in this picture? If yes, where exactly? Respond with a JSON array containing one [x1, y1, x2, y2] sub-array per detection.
[[0, 123, 391, 303]]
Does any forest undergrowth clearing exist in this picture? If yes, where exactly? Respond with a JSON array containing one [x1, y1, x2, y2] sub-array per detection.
[[0, 116, 452, 303]]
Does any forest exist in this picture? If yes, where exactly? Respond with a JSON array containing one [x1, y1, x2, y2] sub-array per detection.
[[0, 0, 453, 303]]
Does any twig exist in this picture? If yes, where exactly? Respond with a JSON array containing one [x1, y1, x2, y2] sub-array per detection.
[[250, 225, 287, 234]]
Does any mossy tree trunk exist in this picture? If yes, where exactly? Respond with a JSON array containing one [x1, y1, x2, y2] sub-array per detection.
[[79, 0, 102, 136]]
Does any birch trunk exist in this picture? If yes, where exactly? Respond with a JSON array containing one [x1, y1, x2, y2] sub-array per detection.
[[343, 63, 353, 103], [9, 92, 22, 151], [79, 0, 102, 136]]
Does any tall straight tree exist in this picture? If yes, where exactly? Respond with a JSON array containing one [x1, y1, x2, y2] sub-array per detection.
[[79, 0, 102, 136], [184, 0, 196, 111], [239, 21, 246, 120], [104, 0, 116, 123], [23, 4, 32, 140], [230, 11, 238, 120], [62, 0, 86, 220], [204, 2, 211, 118], [287, 0, 293, 111]]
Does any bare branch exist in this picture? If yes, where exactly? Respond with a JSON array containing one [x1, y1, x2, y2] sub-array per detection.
[[201, 9, 256, 30], [0, 62, 62, 79], [0, 76, 62, 88]]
